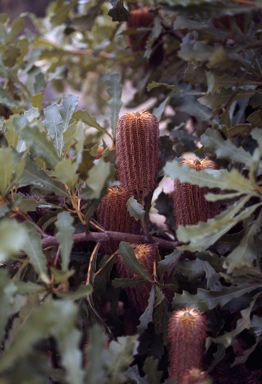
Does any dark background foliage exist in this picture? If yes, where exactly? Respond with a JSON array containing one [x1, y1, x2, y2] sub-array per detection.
[[0, 0, 262, 383]]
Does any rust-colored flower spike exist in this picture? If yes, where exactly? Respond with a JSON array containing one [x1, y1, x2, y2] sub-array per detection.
[[181, 368, 211, 384], [96, 186, 141, 254], [116, 243, 158, 315], [168, 308, 207, 383], [173, 158, 219, 226], [116, 110, 159, 198], [127, 8, 155, 52]]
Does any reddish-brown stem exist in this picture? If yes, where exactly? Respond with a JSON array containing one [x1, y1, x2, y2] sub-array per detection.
[[42, 231, 179, 252]]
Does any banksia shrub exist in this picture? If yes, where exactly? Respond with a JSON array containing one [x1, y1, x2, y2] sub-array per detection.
[[96, 186, 141, 254], [116, 110, 159, 199], [181, 368, 211, 384], [116, 243, 158, 315], [168, 308, 207, 383], [173, 158, 219, 226]]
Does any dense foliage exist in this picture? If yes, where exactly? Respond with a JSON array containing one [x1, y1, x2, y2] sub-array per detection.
[[0, 0, 262, 383]]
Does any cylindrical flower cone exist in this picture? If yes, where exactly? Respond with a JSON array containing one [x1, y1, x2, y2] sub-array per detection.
[[96, 186, 141, 254], [168, 308, 207, 383], [127, 8, 155, 52], [116, 243, 158, 315], [173, 158, 219, 226], [116, 110, 159, 199]]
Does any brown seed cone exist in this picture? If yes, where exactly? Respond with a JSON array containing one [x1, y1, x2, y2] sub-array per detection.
[[127, 8, 155, 52], [181, 368, 211, 384], [116, 243, 158, 315], [96, 186, 141, 254], [116, 110, 159, 198], [168, 308, 207, 383], [173, 158, 219, 226]]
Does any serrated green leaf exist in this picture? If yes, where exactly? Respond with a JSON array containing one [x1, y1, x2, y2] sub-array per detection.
[[165, 159, 224, 188], [8, 17, 24, 43], [105, 335, 138, 383], [85, 324, 108, 382], [118, 242, 153, 282], [231, 334, 262, 367], [24, 107, 39, 121], [227, 124, 252, 138], [50, 267, 75, 283], [164, 160, 255, 193], [177, 196, 261, 251], [205, 191, 244, 202], [44, 104, 64, 157], [44, 95, 78, 157], [137, 286, 155, 334], [50, 0, 78, 25], [81, 159, 113, 200], [172, 285, 262, 312], [54, 158, 78, 187], [147, 81, 179, 92], [58, 94, 79, 129], [201, 259, 223, 291], [153, 95, 171, 121], [0, 87, 19, 109], [211, 293, 261, 348], [13, 115, 59, 168], [55, 285, 92, 300], [55, 211, 74, 272], [0, 299, 82, 381], [15, 280, 46, 295], [157, 250, 181, 275], [0, 219, 27, 263], [73, 110, 113, 140], [0, 270, 17, 343], [106, 73, 122, 138], [58, 328, 85, 384], [31, 93, 43, 111], [0, 147, 15, 196], [179, 40, 213, 63], [4, 115, 20, 148], [127, 196, 145, 220], [63, 123, 85, 167], [153, 286, 168, 334], [223, 221, 258, 274], [143, 356, 162, 384], [19, 157, 70, 197], [201, 128, 253, 166], [21, 223, 50, 284]]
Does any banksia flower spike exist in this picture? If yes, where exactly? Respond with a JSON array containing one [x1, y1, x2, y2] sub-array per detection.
[[116, 110, 159, 199], [173, 158, 219, 226], [127, 8, 155, 52], [127, 8, 164, 66], [116, 243, 158, 315], [168, 308, 207, 383], [96, 186, 141, 254]]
